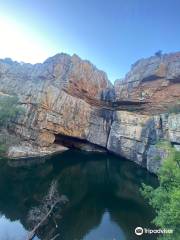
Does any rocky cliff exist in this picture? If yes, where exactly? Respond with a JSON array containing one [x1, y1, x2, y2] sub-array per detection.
[[114, 52, 180, 113], [0, 52, 180, 173]]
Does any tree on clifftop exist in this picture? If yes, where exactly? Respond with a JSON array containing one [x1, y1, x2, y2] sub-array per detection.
[[155, 50, 163, 57]]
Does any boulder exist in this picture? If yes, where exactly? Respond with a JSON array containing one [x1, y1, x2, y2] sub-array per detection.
[[8, 144, 68, 159]]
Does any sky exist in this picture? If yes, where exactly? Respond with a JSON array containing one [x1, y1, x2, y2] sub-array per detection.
[[0, 0, 180, 82]]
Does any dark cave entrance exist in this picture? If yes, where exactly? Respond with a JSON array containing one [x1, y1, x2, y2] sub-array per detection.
[[54, 134, 87, 148], [54, 133, 106, 152]]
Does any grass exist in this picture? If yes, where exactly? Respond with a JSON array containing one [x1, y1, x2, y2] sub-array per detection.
[[154, 155, 161, 161], [156, 140, 172, 150], [0, 144, 7, 154]]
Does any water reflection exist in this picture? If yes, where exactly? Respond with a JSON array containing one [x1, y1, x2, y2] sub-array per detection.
[[0, 215, 29, 240], [0, 150, 158, 240], [83, 211, 125, 240]]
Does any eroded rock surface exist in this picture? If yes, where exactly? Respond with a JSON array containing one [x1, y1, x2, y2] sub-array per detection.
[[0, 52, 180, 174], [114, 52, 180, 113], [107, 111, 180, 173], [0, 54, 113, 155]]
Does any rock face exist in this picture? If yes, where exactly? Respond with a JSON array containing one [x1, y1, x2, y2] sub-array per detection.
[[0, 54, 113, 153], [8, 144, 68, 159], [107, 111, 180, 173], [114, 53, 180, 113], [107, 112, 157, 166], [146, 145, 169, 174], [0, 52, 180, 174]]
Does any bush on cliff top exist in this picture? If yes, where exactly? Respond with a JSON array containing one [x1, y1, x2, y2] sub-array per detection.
[[141, 143, 180, 240]]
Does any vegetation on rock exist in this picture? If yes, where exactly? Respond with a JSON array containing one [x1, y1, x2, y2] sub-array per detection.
[[167, 103, 180, 114], [141, 142, 180, 240], [156, 140, 172, 150], [0, 95, 23, 156], [0, 95, 22, 126], [155, 50, 163, 57]]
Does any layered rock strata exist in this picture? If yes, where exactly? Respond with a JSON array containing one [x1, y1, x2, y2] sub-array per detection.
[[114, 52, 180, 113], [0, 52, 180, 173]]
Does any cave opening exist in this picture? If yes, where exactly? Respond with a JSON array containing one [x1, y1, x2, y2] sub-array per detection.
[[54, 133, 106, 152], [54, 134, 87, 148]]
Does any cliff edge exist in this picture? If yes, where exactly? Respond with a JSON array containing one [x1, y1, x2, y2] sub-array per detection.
[[0, 52, 180, 173]]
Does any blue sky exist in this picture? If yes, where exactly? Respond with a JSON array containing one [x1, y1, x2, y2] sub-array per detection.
[[0, 0, 180, 82]]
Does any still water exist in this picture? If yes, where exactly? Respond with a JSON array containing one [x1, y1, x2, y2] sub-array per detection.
[[0, 150, 157, 240]]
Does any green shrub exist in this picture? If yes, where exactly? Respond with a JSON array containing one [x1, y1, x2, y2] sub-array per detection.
[[0, 95, 23, 127], [0, 144, 7, 155], [0, 95, 23, 156], [154, 155, 161, 161], [156, 140, 172, 150], [141, 143, 180, 240]]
